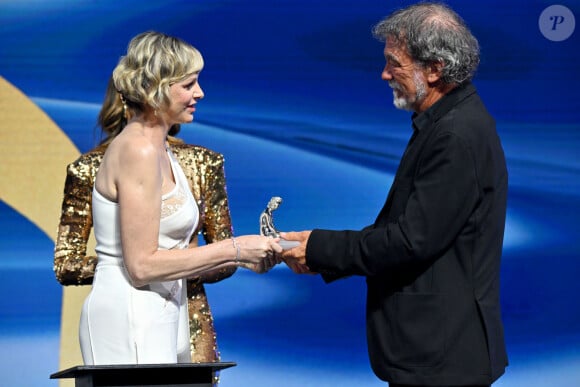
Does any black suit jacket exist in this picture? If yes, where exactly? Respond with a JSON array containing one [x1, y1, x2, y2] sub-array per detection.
[[306, 83, 508, 385]]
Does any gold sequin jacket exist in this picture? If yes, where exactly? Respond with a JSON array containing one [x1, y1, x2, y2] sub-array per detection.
[[54, 139, 236, 363]]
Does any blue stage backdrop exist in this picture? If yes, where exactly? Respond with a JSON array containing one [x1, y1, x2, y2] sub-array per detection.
[[1, 1, 579, 386]]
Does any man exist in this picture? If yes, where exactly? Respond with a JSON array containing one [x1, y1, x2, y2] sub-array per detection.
[[282, 3, 508, 386]]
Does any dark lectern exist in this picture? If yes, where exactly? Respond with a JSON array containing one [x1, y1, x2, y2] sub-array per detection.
[[50, 362, 236, 387]]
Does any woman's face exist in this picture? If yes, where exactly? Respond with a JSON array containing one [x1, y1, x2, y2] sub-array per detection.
[[167, 73, 204, 124]]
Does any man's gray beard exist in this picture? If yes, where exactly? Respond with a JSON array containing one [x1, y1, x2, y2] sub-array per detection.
[[393, 91, 413, 111], [391, 70, 426, 111]]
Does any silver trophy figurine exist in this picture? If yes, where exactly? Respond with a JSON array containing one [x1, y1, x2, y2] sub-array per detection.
[[260, 196, 299, 249]]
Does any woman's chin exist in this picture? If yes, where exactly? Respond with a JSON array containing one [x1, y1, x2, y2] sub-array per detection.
[[180, 114, 195, 123]]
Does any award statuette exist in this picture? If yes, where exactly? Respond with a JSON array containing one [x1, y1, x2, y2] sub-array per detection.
[[260, 196, 300, 250]]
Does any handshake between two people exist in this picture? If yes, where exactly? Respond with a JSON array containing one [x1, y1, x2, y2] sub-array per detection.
[[235, 231, 315, 275]]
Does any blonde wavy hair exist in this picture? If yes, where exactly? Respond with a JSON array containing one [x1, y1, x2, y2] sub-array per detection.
[[112, 31, 204, 115], [96, 76, 182, 146]]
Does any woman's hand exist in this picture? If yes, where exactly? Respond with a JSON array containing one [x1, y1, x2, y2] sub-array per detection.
[[234, 235, 283, 274]]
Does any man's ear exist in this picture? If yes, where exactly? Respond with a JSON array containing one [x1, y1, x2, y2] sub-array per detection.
[[427, 60, 444, 83]]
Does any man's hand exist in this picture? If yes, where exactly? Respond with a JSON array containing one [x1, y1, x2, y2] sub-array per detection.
[[280, 231, 316, 274]]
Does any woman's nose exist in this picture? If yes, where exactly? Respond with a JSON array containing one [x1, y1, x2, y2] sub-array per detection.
[[194, 84, 204, 99]]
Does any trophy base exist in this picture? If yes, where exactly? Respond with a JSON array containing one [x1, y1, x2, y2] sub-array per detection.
[[280, 239, 300, 250]]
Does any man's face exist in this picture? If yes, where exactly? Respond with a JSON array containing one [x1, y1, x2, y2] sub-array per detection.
[[381, 38, 427, 112]]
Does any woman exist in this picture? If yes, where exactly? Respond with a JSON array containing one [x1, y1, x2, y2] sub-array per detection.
[[54, 77, 237, 371], [77, 31, 281, 365]]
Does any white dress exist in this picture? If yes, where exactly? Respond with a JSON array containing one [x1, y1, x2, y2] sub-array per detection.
[[80, 149, 198, 365]]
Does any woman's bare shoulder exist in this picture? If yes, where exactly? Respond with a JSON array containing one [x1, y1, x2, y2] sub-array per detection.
[[107, 130, 157, 166]]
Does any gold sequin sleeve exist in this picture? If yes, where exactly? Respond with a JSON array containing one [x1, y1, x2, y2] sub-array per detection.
[[197, 148, 237, 283], [173, 144, 237, 283], [53, 150, 104, 285]]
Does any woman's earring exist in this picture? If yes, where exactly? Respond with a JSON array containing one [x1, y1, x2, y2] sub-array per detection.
[[119, 93, 129, 120]]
